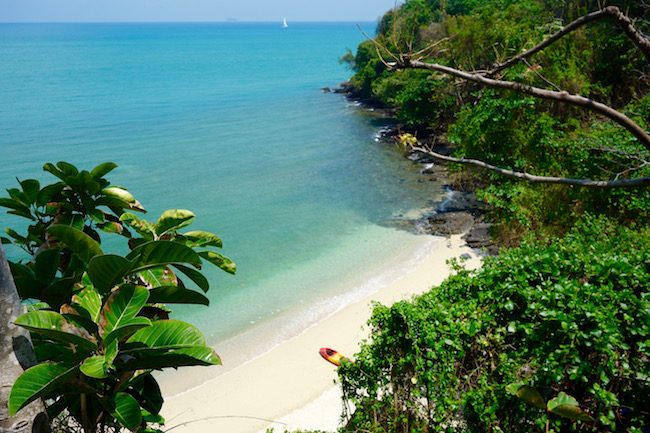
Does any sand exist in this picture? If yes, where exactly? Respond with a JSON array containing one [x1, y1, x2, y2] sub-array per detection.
[[159, 234, 482, 433]]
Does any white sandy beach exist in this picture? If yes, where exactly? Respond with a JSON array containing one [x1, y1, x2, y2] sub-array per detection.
[[159, 234, 482, 433]]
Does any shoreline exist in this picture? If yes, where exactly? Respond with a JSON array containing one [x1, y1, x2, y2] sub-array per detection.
[[333, 83, 497, 255], [159, 234, 482, 433]]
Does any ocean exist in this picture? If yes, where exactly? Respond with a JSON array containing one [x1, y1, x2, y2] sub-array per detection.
[[0, 22, 444, 354]]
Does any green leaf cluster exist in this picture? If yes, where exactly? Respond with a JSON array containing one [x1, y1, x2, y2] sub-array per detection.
[[2, 162, 236, 433], [347, 0, 649, 242], [339, 216, 649, 432]]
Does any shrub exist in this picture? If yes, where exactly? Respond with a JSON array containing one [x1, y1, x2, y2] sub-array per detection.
[[1, 162, 235, 433], [339, 216, 649, 432]]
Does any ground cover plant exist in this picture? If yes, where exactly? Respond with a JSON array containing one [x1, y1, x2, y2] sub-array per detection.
[[339, 217, 649, 432], [0, 161, 235, 433]]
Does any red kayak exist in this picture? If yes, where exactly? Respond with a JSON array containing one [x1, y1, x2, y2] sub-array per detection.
[[319, 347, 348, 366]]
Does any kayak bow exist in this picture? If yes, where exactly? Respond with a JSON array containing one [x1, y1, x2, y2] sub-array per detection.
[[319, 347, 348, 366]]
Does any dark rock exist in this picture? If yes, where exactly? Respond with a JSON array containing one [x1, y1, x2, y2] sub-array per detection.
[[439, 191, 488, 217], [321, 87, 332, 93], [463, 223, 498, 255], [426, 212, 474, 236]]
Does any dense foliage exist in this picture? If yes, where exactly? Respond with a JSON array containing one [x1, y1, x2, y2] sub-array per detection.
[[345, 0, 649, 242], [333, 2, 650, 432], [339, 217, 649, 432], [1, 162, 235, 433]]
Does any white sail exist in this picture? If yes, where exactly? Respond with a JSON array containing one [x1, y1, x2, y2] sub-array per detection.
[[282, 17, 288, 28]]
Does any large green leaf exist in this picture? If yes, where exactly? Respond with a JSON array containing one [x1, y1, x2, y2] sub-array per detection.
[[199, 251, 236, 274], [90, 162, 118, 180], [100, 285, 149, 341], [62, 312, 99, 334], [6, 188, 30, 208], [88, 254, 133, 294], [120, 213, 156, 240], [100, 187, 145, 212], [103, 317, 152, 345], [149, 286, 209, 306], [33, 340, 79, 364], [506, 383, 546, 410], [14, 311, 96, 353], [8, 261, 41, 299], [139, 266, 177, 288], [101, 186, 135, 204], [547, 392, 594, 422], [80, 355, 109, 379], [155, 209, 195, 235], [172, 264, 209, 292], [72, 283, 102, 322], [139, 374, 163, 415], [112, 392, 142, 431], [8, 363, 77, 415], [126, 319, 206, 348], [47, 225, 103, 263], [36, 182, 64, 206], [33, 248, 60, 284], [55, 161, 79, 177], [127, 241, 202, 272], [181, 230, 222, 248], [19, 179, 40, 204], [41, 277, 77, 310], [0, 197, 31, 214], [120, 346, 221, 370], [122, 320, 219, 369], [105, 340, 118, 365]]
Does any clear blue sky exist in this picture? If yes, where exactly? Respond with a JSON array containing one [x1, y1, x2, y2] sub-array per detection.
[[0, 0, 400, 22]]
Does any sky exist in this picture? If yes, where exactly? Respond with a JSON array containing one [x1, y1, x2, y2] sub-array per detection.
[[0, 0, 401, 22]]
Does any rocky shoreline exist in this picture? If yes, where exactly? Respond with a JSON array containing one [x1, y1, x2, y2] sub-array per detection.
[[328, 82, 498, 255]]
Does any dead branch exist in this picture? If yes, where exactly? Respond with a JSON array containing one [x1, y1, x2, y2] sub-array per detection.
[[396, 58, 650, 151], [489, 6, 650, 76], [412, 146, 650, 188]]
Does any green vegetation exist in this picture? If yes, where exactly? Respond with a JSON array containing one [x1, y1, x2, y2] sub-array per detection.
[[345, 0, 649, 242], [340, 218, 649, 432], [335, 1, 649, 432], [1, 162, 235, 433]]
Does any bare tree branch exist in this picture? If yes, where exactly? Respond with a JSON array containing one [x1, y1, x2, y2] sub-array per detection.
[[489, 6, 650, 76], [412, 145, 650, 188], [395, 58, 650, 151]]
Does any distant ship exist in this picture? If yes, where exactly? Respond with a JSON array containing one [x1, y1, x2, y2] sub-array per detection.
[[282, 17, 288, 28]]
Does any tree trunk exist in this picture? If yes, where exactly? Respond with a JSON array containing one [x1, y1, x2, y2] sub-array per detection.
[[0, 245, 49, 433]]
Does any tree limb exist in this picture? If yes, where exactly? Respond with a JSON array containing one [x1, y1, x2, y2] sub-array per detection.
[[412, 146, 650, 188], [489, 6, 650, 76], [396, 58, 650, 151]]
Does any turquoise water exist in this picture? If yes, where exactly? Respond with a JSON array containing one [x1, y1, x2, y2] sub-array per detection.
[[0, 23, 443, 344]]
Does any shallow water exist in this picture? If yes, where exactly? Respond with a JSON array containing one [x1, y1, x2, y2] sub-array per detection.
[[0, 22, 444, 344]]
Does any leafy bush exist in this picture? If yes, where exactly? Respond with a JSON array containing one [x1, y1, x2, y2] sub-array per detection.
[[339, 217, 649, 432], [1, 162, 235, 433]]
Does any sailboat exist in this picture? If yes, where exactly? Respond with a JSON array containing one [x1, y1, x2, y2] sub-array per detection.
[[282, 17, 288, 28]]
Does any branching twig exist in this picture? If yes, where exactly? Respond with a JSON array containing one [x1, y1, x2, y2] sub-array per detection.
[[488, 6, 650, 76], [412, 145, 650, 188], [356, 24, 399, 63], [396, 58, 650, 150]]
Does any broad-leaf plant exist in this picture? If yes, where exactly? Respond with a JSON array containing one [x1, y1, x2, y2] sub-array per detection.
[[0, 162, 235, 433]]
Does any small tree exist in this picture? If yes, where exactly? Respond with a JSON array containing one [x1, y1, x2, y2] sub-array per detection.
[[361, 4, 650, 188], [0, 162, 235, 433]]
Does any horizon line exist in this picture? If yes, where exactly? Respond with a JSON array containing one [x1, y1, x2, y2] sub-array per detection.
[[0, 19, 378, 24]]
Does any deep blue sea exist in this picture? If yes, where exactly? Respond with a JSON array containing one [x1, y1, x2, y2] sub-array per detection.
[[0, 23, 444, 349]]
